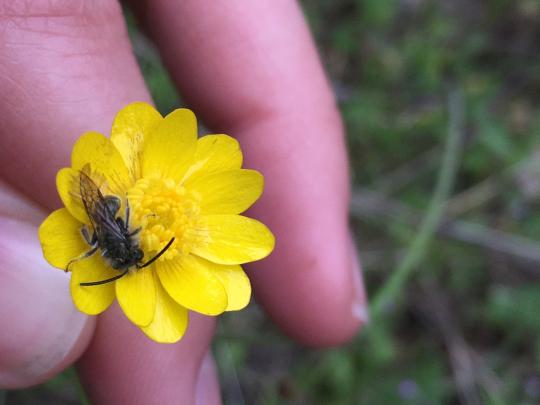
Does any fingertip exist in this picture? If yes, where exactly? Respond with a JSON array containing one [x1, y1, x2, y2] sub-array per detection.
[[278, 303, 365, 349], [302, 246, 368, 348], [257, 291, 366, 349], [248, 230, 367, 348]]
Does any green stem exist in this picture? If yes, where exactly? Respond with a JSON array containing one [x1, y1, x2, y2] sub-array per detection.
[[61, 367, 90, 405], [370, 89, 465, 318]]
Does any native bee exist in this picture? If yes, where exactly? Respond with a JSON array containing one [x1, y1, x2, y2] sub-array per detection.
[[68, 167, 174, 286]]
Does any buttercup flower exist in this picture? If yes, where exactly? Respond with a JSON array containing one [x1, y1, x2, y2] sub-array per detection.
[[38, 102, 275, 343]]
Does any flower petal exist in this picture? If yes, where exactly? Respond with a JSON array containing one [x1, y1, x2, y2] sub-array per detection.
[[56, 168, 89, 224], [70, 254, 117, 315], [71, 131, 132, 195], [141, 276, 189, 343], [157, 255, 228, 316], [141, 109, 197, 181], [187, 169, 263, 215], [38, 208, 88, 269], [110, 102, 163, 180], [212, 264, 251, 311], [190, 215, 275, 264], [183, 134, 243, 182], [116, 267, 157, 326]]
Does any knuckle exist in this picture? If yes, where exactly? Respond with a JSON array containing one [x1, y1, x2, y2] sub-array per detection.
[[0, 0, 123, 35]]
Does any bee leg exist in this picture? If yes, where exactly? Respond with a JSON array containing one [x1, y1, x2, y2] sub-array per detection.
[[65, 245, 99, 272], [81, 226, 97, 246], [129, 227, 141, 237], [125, 197, 130, 227]]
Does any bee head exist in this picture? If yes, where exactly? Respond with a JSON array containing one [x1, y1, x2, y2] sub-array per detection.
[[134, 248, 144, 262], [103, 195, 121, 215]]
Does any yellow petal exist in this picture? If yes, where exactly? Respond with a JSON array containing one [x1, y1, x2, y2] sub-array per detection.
[[210, 264, 251, 311], [183, 134, 243, 182], [187, 169, 263, 215], [71, 131, 132, 195], [38, 208, 88, 269], [141, 277, 189, 343], [157, 255, 228, 316], [141, 109, 197, 181], [70, 254, 116, 315], [110, 102, 163, 180], [56, 168, 89, 225], [116, 267, 157, 326], [190, 215, 275, 265]]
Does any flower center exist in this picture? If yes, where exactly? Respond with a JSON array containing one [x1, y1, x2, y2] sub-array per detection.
[[128, 176, 201, 261]]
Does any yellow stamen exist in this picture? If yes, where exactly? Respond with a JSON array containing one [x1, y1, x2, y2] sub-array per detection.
[[128, 176, 201, 261]]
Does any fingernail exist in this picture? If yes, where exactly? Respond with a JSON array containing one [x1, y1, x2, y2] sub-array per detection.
[[349, 233, 369, 324], [195, 351, 221, 405]]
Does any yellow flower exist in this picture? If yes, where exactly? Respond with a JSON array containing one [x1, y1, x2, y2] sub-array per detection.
[[38, 102, 274, 343]]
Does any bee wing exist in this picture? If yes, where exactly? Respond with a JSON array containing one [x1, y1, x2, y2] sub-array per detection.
[[79, 168, 125, 240]]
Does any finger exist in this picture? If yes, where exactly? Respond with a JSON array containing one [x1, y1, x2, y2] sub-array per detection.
[[77, 306, 217, 404], [0, 2, 218, 398], [0, 1, 149, 207], [131, 0, 367, 346]]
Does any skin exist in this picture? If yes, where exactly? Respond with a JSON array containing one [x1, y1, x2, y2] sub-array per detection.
[[0, 1, 367, 403]]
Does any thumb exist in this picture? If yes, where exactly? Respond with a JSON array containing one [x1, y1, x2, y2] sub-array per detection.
[[0, 182, 93, 388]]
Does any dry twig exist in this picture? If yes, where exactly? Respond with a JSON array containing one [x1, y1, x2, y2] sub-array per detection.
[[351, 189, 540, 266]]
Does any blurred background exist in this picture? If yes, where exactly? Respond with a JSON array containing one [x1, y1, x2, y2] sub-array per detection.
[[5, 0, 540, 403]]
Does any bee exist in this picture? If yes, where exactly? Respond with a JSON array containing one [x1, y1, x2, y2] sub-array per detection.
[[68, 166, 174, 286]]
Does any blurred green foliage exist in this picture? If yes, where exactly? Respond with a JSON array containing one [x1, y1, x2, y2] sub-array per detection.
[[216, 0, 540, 403], [293, 1, 540, 403], [6, 0, 540, 404]]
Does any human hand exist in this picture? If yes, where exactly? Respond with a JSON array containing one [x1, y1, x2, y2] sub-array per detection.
[[0, 1, 366, 403]]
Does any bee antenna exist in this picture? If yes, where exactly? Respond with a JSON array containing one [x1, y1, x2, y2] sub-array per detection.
[[137, 237, 175, 269], [80, 269, 129, 287]]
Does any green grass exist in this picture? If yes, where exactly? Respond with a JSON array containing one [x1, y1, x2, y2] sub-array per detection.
[[370, 89, 465, 319]]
